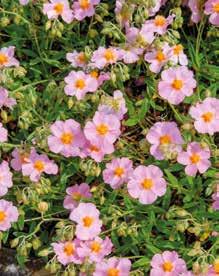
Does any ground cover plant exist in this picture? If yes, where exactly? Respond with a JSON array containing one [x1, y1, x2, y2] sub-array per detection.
[[0, 0, 219, 275]]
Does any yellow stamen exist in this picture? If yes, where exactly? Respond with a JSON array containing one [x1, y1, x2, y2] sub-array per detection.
[[104, 49, 116, 62], [34, 160, 45, 172], [96, 124, 109, 136], [72, 192, 82, 201], [201, 112, 214, 123], [163, 261, 173, 272], [61, 132, 74, 145], [114, 167, 124, 177], [156, 51, 166, 62], [90, 241, 101, 253], [77, 53, 86, 63], [154, 15, 166, 27], [107, 268, 120, 276], [83, 216, 93, 227], [160, 135, 171, 145], [0, 53, 8, 65], [64, 242, 75, 256], [79, 0, 90, 10], [172, 79, 183, 90], [141, 178, 153, 190], [190, 153, 200, 164], [213, 3, 219, 13], [54, 3, 64, 14], [75, 79, 86, 89], [214, 260, 219, 273], [173, 44, 183, 55], [0, 211, 6, 222], [90, 70, 99, 79], [89, 145, 100, 152]]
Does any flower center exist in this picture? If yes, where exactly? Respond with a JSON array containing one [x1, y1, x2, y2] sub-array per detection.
[[20, 153, 30, 164], [61, 132, 74, 145], [190, 153, 200, 164], [213, 3, 219, 13], [0, 53, 8, 65], [89, 144, 100, 152], [107, 268, 120, 276], [90, 241, 101, 253], [79, 0, 90, 10], [72, 192, 82, 201], [83, 216, 93, 227], [104, 49, 116, 62], [172, 79, 183, 90], [201, 112, 214, 123], [96, 124, 109, 136], [0, 211, 6, 222], [141, 178, 153, 190], [90, 70, 99, 79], [156, 51, 166, 62], [154, 15, 166, 26], [173, 44, 183, 55], [162, 261, 173, 272], [77, 53, 86, 63], [114, 167, 124, 177], [75, 79, 86, 89], [64, 242, 75, 256], [214, 260, 219, 273], [34, 160, 45, 172], [160, 135, 171, 144], [54, 3, 64, 14]]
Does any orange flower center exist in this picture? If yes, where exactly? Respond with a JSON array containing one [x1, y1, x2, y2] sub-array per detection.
[[214, 260, 219, 273], [173, 44, 183, 55], [163, 261, 173, 272], [20, 153, 29, 164], [34, 160, 45, 172], [201, 112, 214, 123], [107, 268, 120, 276], [64, 242, 75, 256], [172, 79, 183, 90], [114, 167, 124, 177], [61, 132, 74, 145], [54, 3, 64, 14], [104, 49, 116, 62], [72, 192, 82, 201], [75, 79, 86, 89], [77, 53, 86, 63], [156, 51, 166, 62], [79, 0, 90, 10], [160, 135, 171, 145], [154, 15, 166, 26], [96, 124, 109, 136], [90, 70, 99, 79], [141, 178, 153, 190], [89, 145, 100, 152], [83, 216, 93, 227], [90, 241, 101, 253], [0, 53, 8, 65], [190, 153, 200, 164], [213, 3, 219, 13], [0, 211, 6, 222]]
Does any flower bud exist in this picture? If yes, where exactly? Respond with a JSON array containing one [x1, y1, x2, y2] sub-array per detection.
[[37, 201, 49, 213]]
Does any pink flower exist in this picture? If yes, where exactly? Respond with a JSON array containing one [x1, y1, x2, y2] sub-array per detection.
[[98, 90, 127, 120], [212, 187, 219, 210], [206, 260, 219, 275], [63, 183, 92, 211], [0, 46, 19, 68], [189, 97, 219, 135], [19, 0, 29, 4], [139, 24, 155, 45], [43, 0, 73, 23], [180, 272, 194, 276], [22, 148, 58, 182], [0, 161, 13, 197], [66, 51, 87, 68], [144, 43, 171, 73], [89, 71, 110, 88], [52, 239, 83, 266], [158, 66, 196, 105], [82, 139, 115, 162], [170, 44, 188, 66], [0, 123, 8, 142], [11, 148, 30, 172], [121, 47, 143, 64], [177, 142, 211, 177], [64, 71, 98, 100], [70, 203, 102, 240], [146, 122, 184, 160], [103, 157, 133, 189], [205, 0, 219, 26], [148, 0, 163, 16], [143, 15, 174, 36], [150, 251, 187, 276], [48, 119, 86, 157], [126, 27, 140, 44], [77, 236, 113, 263], [84, 111, 121, 148], [94, 257, 131, 276], [73, 0, 100, 21], [127, 165, 167, 205], [0, 87, 16, 109], [91, 47, 122, 69], [188, 0, 201, 23], [0, 200, 19, 231]]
